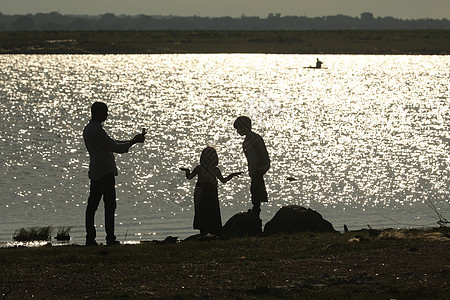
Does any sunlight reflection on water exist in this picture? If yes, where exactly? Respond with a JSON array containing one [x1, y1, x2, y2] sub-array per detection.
[[0, 54, 449, 243]]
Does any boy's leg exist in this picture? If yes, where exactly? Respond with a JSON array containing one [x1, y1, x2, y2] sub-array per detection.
[[250, 171, 267, 217]]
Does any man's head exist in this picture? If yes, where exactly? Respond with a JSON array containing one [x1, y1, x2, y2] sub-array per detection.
[[91, 102, 108, 123], [233, 116, 251, 136]]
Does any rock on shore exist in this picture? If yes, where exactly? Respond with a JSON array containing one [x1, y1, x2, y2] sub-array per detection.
[[222, 212, 263, 237], [264, 205, 337, 234]]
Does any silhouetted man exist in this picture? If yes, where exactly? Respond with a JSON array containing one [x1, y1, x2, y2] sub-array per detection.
[[234, 116, 270, 218], [83, 102, 145, 246]]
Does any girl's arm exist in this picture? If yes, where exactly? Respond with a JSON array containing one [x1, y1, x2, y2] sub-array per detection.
[[180, 166, 199, 180], [217, 168, 243, 183]]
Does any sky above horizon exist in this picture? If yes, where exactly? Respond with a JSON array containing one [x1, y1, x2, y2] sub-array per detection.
[[1, 0, 449, 19]]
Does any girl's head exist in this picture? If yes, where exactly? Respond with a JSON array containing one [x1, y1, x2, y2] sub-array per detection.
[[200, 147, 218, 167]]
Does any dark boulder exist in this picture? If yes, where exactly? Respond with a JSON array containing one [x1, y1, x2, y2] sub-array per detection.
[[222, 212, 262, 237], [264, 205, 337, 235]]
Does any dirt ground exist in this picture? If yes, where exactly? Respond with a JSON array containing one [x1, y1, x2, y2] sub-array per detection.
[[1, 230, 449, 299]]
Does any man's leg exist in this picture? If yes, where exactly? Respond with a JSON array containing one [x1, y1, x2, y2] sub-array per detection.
[[86, 179, 102, 245], [101, 173, 117, 245]]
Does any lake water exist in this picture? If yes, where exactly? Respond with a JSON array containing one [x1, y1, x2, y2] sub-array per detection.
[[1, 54, 449, 245]]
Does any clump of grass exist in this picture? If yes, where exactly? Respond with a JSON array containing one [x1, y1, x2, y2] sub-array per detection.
[[55, 226, 72, 241], [13, 226, 53, 242]]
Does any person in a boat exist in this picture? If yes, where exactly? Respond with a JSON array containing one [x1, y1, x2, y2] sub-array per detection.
[[315, 58, 323, 69]]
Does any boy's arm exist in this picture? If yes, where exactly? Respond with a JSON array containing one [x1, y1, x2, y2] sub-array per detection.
[[245, 135, 270, 176], [246, 148, 258, 176], [244, 138, 259, 176]]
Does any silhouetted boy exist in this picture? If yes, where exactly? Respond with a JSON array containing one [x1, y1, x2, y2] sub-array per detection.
[[234, 116, 270, 218]]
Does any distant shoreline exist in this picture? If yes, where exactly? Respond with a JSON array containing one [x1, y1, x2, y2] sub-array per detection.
[[1, 30, 449, 55]]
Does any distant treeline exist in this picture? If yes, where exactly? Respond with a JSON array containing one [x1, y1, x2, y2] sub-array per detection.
[[2, 30, 449, 55], [1, 12, 449, 31]]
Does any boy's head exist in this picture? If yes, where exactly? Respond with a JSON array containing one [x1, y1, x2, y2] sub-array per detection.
[[233, 116, 251, 136]]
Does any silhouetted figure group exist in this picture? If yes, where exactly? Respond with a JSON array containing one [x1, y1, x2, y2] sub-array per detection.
[[180, 116, 270, 236], [83, 102, 270, 245]]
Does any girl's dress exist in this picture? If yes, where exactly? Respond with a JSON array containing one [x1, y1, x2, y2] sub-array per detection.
[[193, 165, 222, 235]]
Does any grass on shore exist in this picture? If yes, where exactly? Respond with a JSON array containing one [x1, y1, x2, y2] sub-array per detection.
[[55, 226, 72, 241], [1, 30, 449, 54], [12, 226, 53, 242], [1, 227, 449, 299], [12, 226, 73, 242]]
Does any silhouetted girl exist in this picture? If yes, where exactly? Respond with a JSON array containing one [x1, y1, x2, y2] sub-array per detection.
[[180, 147, 242, 235]]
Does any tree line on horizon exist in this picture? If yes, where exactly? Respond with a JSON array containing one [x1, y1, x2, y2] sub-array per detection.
[[1, 12, 449, 31]]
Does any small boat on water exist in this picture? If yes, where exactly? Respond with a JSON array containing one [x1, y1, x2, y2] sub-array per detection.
[[304, 58, 325, 69]]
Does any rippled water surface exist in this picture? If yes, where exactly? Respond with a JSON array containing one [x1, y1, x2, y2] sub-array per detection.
[[1, 54, 449, 244]]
